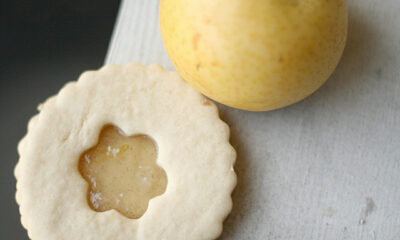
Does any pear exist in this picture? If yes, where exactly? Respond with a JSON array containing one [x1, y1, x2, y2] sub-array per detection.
[[160, 0, 348, 111]]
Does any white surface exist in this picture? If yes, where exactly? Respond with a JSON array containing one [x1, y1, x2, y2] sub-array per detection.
[[106, 1, 400, 239]]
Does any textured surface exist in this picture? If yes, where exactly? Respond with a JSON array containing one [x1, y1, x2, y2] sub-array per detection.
[[15, 63, 236, 240], [106, 0, 400, 239]]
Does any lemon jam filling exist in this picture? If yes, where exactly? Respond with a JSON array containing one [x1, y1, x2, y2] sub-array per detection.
[[79, 125, 167, 219]]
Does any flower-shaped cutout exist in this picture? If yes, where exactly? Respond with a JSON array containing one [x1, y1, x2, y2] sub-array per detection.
[[78, 125, 167, 219]]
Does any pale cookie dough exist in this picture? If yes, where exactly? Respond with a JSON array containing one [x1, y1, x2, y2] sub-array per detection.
[[15, 63, 236, 240]]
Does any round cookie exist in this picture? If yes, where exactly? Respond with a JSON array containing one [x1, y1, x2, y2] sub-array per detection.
[[15, 63, 236, 240]]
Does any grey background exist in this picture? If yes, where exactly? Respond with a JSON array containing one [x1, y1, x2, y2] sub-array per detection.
[[0, 1, 120, 238]]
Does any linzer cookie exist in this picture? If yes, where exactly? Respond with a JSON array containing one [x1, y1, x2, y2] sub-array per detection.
[[15, 63, 236, 240]]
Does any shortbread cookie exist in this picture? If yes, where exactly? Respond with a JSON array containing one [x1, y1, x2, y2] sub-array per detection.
[[15, 63, 236, 240]]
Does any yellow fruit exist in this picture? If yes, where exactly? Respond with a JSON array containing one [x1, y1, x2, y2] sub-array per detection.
[[159, 0, 348, 111]]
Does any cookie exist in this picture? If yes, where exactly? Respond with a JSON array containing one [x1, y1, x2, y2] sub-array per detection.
[[15, 63, 236, 240]]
